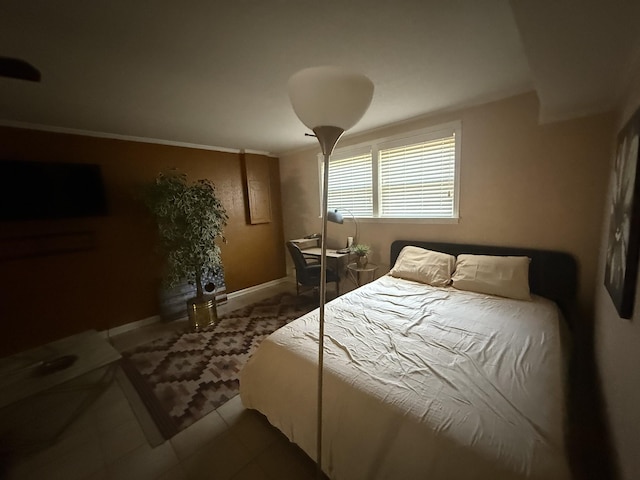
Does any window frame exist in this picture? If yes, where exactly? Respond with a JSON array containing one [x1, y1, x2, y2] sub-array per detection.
[[318, 120, 461, 223]]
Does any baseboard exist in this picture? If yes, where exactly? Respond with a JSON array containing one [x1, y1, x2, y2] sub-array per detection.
[[226, 277, 292, 299], [101, 277, 293, 338], [100, 315, 162, 339]]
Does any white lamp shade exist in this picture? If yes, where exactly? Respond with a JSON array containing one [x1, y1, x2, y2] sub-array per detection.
[[288, 66, 374, 131]]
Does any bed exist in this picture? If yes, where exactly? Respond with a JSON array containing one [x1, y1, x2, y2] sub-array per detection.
[[239, 240, 577, 479]]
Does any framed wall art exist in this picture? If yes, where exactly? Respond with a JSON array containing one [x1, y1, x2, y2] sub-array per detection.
[[242, 153, 272, 225], [605, 106, 640, 319]]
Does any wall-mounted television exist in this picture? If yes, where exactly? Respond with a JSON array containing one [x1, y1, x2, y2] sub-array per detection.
[[0, 160, 108, 221]]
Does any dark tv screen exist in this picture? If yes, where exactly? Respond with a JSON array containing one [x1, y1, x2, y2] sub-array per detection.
[[0, 160, 108, 221]]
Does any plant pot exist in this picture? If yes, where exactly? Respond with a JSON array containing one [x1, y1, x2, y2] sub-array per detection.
[[187, 296, 218, 331], [356, 255, 368, 268]]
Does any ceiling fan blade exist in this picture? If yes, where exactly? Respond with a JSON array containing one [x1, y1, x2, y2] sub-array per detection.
[[0, 57, 41, 82]]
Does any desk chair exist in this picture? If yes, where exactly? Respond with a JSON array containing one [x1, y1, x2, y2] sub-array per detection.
[[286, 241, 340, 296], [302, 251, 320, 266]]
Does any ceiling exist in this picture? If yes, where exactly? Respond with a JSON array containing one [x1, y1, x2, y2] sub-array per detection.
[[1, 1, 639, 156]]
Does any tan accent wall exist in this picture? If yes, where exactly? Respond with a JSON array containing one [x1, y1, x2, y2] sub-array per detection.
[[280, 92, 614, 320], [0, 127, 285, 355]]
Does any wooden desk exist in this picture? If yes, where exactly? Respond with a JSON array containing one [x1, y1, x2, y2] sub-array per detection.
[[290, 237, 320, 250], [299, 247, 351, 260], [301, 247, 351, 294]]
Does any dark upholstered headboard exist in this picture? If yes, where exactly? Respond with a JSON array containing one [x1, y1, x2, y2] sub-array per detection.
[[390, 240, 578, 321]]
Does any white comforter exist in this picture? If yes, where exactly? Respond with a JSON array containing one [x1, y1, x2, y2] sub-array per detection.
[[240, 275, 571, 479]]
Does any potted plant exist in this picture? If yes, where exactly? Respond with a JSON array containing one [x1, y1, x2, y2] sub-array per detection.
[[350, 244, 371, 268], [143, 170, 228, 330]]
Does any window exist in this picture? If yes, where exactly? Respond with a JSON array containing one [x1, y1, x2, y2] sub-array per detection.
[[321, 121, 460, 221], [327, 148, 373, 217]]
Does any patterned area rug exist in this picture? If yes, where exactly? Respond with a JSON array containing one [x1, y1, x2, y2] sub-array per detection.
[[120, 292, 317, 440]]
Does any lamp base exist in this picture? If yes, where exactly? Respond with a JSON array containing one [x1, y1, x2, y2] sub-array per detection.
[[186, 296, 217, 331]]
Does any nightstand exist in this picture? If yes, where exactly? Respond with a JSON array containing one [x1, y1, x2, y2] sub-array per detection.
[[347, 262, 378, 287]]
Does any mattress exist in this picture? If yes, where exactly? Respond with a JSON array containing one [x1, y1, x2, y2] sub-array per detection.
[[239, 275, 571, 479]]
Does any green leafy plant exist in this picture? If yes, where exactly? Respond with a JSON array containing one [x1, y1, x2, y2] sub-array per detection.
[[143, 170, 228, 298], [350, 244, 371, 257]]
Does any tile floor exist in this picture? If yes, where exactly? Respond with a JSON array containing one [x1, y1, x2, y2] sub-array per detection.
[[4, 281, 336, 480]]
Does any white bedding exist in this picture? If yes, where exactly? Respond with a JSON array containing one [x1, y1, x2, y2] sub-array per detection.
[[239, 275, 571, 479]]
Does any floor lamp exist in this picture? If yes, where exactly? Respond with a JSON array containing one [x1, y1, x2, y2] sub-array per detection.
[[288, 66, 374, 477]]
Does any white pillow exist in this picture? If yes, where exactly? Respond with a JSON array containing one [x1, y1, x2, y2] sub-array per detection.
[[451, 254, 531, 300], [389, 246, 455, 287]]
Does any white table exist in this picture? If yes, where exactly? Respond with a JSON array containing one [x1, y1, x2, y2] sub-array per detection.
[[0, 330, 121, 408], [347, 262, 379, 286]]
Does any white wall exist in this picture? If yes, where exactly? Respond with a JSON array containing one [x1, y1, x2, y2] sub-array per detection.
[[281, 88, 637, 475], [280, 92, 614, 319], [594, 78, 640, 480]]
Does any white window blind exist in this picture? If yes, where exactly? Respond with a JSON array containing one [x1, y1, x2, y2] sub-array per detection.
[[320, 121, 460, 221], [379, 133, 456, 218], [327, 152, 373, 217]]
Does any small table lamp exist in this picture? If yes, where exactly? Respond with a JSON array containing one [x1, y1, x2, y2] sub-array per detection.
[[327, 208, 359, 248]]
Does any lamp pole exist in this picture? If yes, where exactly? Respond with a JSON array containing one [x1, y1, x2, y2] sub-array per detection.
[[313, 126, 344, 476]]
